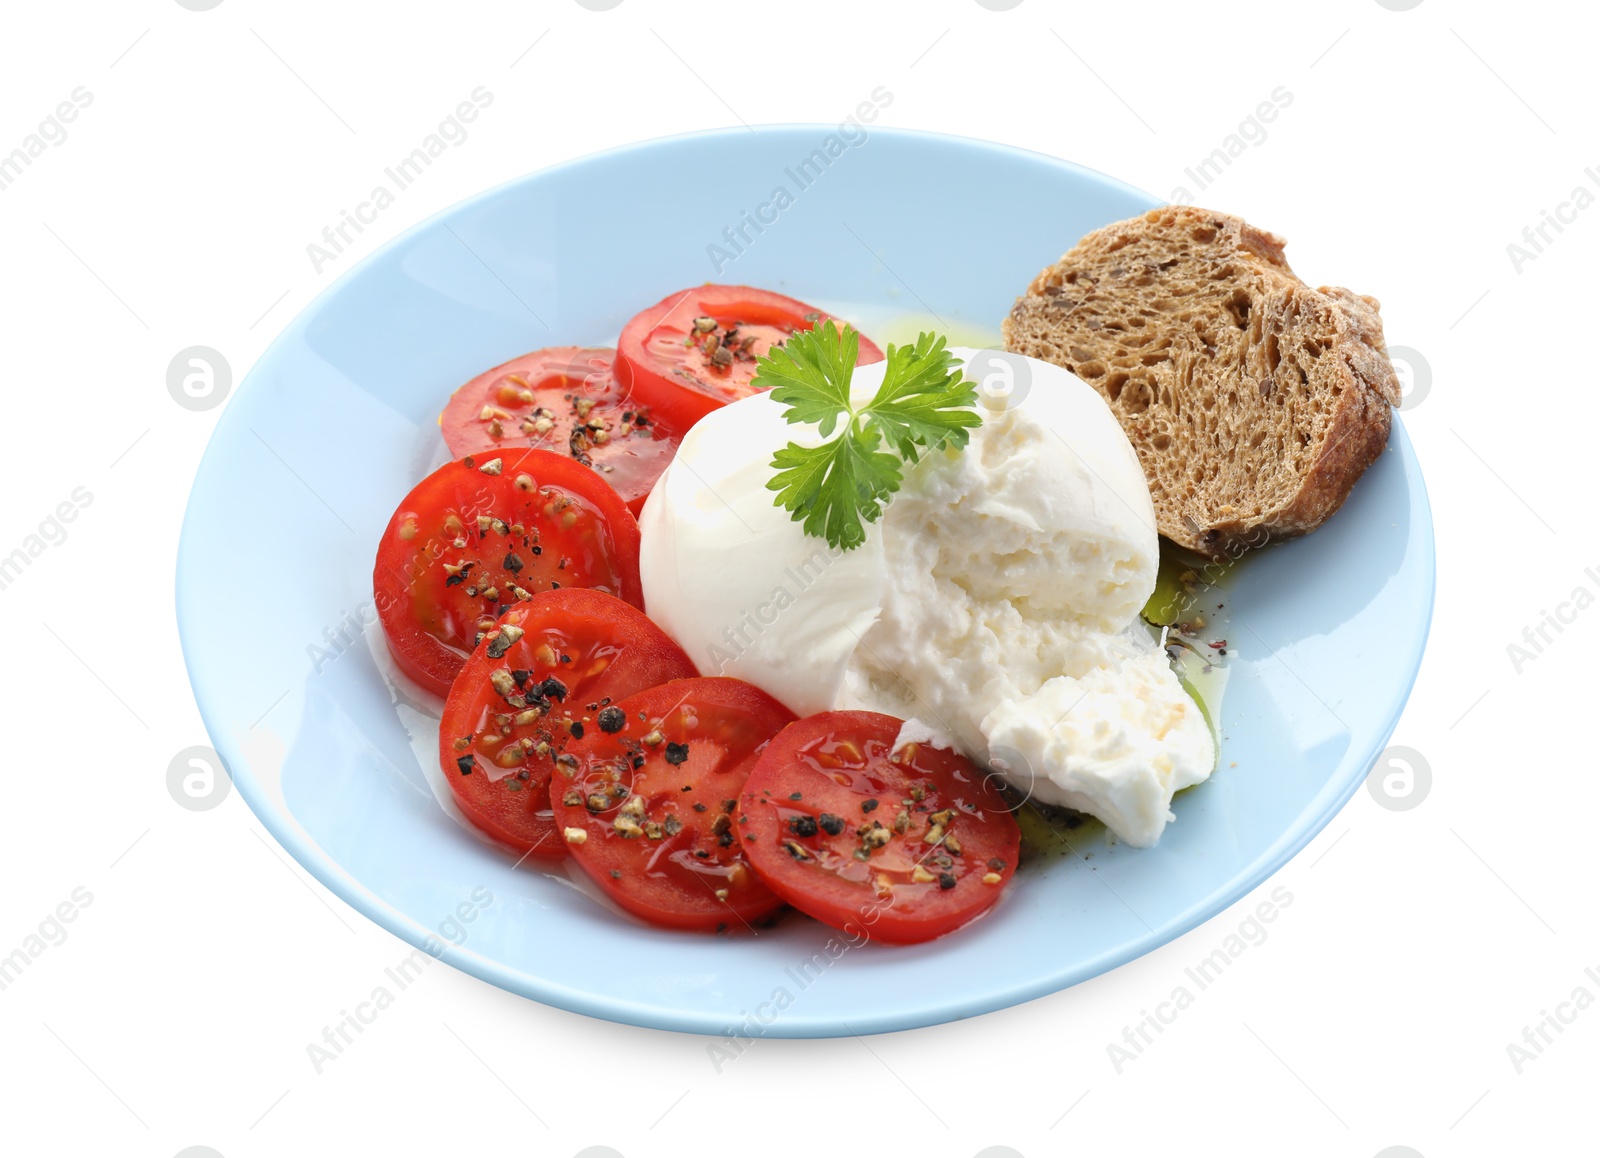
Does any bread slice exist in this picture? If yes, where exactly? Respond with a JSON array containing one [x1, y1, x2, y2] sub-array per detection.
[[1002, 207, 1401, 557]]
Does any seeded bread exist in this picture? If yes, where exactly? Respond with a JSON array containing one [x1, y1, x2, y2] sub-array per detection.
[[1003, 207, 1401, 557]]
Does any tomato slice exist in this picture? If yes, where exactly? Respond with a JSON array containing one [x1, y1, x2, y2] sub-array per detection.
[[549, 678, 795, 931], [615, 285, 887, 432], [438, 347, 681, 516], [438, 589, 696, 857], [374, 448, 642, 698], [738, 712, 1021, 944]]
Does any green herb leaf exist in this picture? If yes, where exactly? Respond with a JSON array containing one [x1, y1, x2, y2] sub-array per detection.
[[865, 332, 982, 457], [755, 321, 859, 438], [756, 322, 981, 550], [767, 424, 902, 551]]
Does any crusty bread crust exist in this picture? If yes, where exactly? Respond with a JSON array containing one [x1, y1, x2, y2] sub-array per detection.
[[1003, 207, 1401, 557]]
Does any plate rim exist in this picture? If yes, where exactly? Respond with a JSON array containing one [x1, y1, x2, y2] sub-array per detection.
[[175, 124, 1437, 1037]]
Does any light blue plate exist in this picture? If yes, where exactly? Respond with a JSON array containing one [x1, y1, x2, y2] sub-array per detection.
[[176, 127, 1434, 1037]]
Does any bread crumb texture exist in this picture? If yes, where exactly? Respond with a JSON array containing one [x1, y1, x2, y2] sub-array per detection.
[[1003, 207, 1401, 556]]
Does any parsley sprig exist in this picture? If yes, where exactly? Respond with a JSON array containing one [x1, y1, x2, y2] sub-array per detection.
[[757, 322, 981, 550]]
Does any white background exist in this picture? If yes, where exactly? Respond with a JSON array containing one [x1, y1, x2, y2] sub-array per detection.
[[0, 1, 1591, 1155]]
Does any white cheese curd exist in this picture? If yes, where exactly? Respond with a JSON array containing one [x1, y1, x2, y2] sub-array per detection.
[[638, 348, 1215, 847]]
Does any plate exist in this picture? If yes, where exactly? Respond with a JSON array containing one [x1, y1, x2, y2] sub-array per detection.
[[176, 126, 1434, 1037]]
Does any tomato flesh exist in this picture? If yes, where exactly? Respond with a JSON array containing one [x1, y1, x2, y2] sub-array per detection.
[[438, 347, 680, 516], [738, 711, 1021, 944], [549, 678, 795, 931], [438, 589, 696, 857], [615, 285, 886, 432], [374, 448, 642, 698]]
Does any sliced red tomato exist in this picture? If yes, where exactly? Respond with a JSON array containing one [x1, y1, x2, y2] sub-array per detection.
[[738, 711, 1021, 945], [615, 285, 886, 432], [438, 346, 681, 516], [549, 678, 795, 931], [374, 448, 642, 698], [438, 590, 696, 857]]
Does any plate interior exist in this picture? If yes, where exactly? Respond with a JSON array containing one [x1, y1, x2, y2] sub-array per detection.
[[176, 127, 1434, 1036]]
